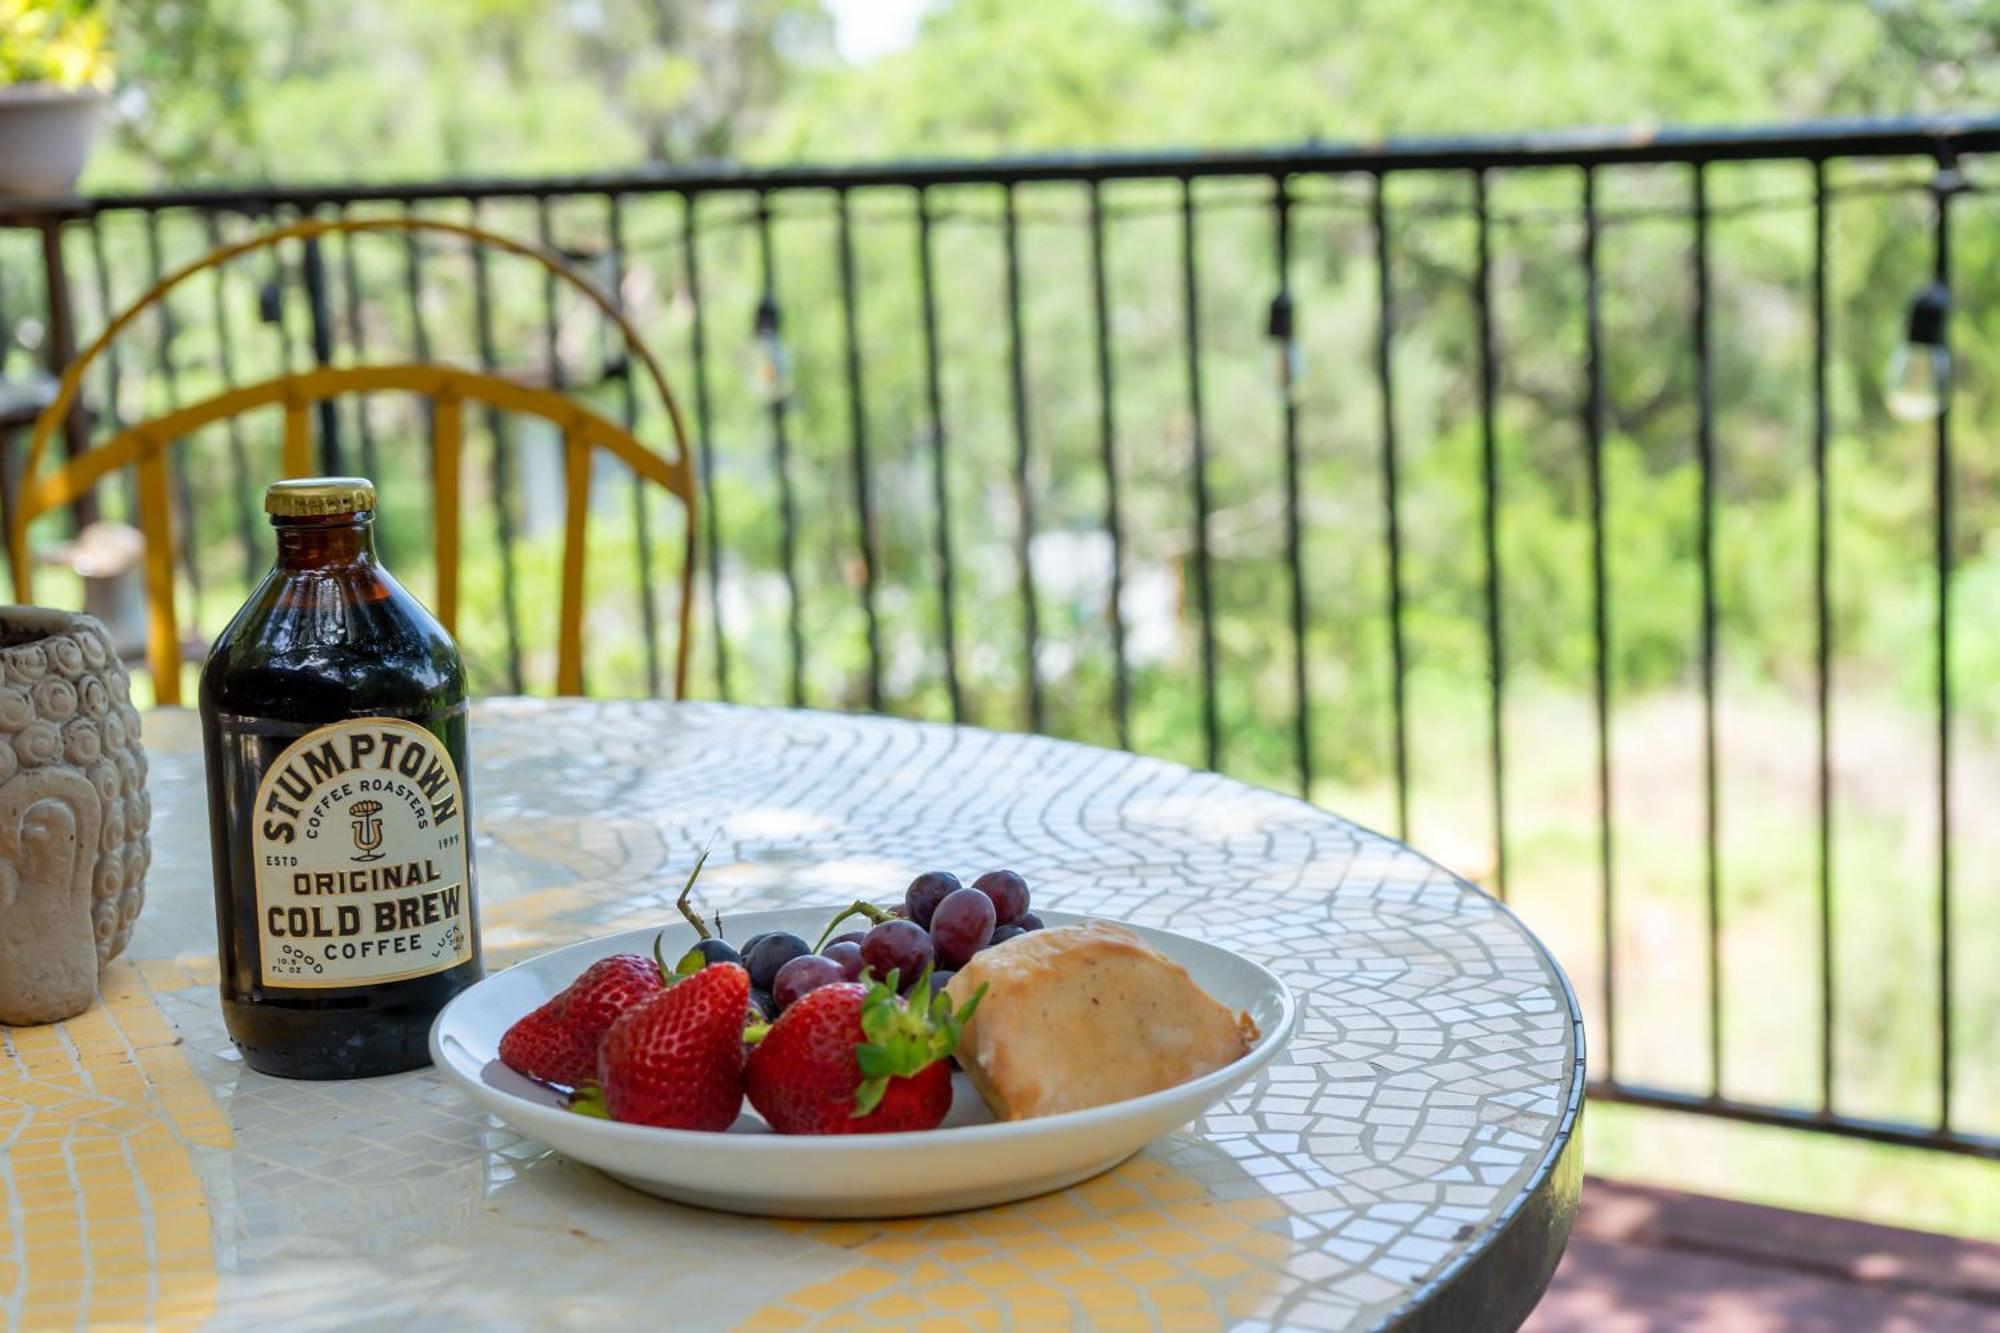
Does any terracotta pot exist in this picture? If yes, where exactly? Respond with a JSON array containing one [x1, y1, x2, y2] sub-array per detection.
[[0, 85, 106, 197], [0, 608, 149, 1025]]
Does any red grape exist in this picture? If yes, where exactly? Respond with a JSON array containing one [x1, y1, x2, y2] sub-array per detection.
[[902, 871, 962, 927], [930, 887, 995, 968], [861, 919, 934, 989], [985, 924, 1026, 950], [927, 969, 956, 997], [824, 939, 865, 981], [772, 954, 845, 1011], [1016, 912, 1044, 932], [829, 930, 867, 950], [972, 870, 1030, 925]]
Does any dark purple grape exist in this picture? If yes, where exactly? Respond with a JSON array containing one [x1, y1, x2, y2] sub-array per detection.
[[744, 932, 811, 991], [830, 930, 867, 950], [748, 987, 776, 1021], [902, 871, 963, 927], [1016, 912, 1044, 932], [773, 954, 846, 1011], [738, 931, 772, 958], [927, 969, 956, 997], [824, 939, 865, 981], [678, 937, 743, 971], [972, 870, 1030, 925], [861, 919, 934, 988], [930, 887, 995, 969], [984, 924, 1026, 951]]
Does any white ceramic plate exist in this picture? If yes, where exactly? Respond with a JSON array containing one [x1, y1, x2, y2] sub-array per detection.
[[431, 908, 1296, 1218]]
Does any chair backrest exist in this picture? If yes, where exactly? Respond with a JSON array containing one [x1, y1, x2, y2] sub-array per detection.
[[11, 216, 697, 705]]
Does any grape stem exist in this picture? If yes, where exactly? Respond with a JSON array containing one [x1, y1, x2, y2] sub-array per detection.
[[674, 842, 717, 940], [814, 900, 893, 951]]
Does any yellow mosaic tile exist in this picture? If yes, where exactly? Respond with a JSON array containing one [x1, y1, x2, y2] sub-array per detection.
[[1, 958, 226, 1332]]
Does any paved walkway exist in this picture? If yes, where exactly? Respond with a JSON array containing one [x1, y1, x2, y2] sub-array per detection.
[[1527, 1177, 2000, 1332]]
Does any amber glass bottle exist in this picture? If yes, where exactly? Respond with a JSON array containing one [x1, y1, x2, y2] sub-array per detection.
[[200, 478, 481, 1079]]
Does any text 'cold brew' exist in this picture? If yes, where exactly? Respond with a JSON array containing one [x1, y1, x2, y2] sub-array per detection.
[[200, 478, 481, 1078]]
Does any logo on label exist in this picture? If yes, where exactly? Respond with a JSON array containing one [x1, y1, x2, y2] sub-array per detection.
[[251, 716, 475, 989], [348, 799, 386, 861]]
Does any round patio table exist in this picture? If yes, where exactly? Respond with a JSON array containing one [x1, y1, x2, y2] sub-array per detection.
[[2, 700, 1583, 1331]]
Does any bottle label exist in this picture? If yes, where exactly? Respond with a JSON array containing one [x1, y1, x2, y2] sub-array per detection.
[[250, 716, 473, 988]]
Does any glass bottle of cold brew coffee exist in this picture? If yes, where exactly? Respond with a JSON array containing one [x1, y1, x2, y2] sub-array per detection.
[[200, 478, 481, 1078]]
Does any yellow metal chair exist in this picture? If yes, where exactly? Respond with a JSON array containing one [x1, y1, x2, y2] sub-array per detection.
[[9, 216, 697, 705]]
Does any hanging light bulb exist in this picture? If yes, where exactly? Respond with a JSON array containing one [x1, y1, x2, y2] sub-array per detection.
[[1267, 288, 1301, 402], [1885, 279, 1951, 422], [751, 293, 790, 405]]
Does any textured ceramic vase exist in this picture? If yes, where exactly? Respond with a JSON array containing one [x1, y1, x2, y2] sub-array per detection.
[[0, 608, 150, 1025]]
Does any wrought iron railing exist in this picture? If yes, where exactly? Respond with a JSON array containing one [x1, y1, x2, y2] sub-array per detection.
[[2, 114, 1997, 1157]]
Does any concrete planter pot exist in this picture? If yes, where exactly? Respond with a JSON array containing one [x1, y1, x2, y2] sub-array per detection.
[[0, 84, 106, 197], [0, 608, 149, 1025]]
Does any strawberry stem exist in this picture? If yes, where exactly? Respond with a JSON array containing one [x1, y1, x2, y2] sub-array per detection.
[[813, 899, 892, 951], [568, 1084, 610, 1119]]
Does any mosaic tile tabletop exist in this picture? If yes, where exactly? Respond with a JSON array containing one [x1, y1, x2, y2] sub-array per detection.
[[1, 700, 1585, 1331]]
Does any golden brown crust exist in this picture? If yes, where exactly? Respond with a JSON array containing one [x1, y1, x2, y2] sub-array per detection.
[[945, 921, 1256, 1120]]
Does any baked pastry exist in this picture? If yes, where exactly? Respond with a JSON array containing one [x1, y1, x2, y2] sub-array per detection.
[[944, 920, 1257, 1120]]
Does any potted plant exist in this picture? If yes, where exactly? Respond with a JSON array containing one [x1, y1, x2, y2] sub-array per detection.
[[0, 0, 112, 196]]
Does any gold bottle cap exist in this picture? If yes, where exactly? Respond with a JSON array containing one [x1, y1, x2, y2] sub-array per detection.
[[264, 477, 377, 517]]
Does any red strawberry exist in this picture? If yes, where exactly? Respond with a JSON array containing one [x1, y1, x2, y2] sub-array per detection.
[[499, 952, 664, 1087], [747, 970, 983, 1134], [587, 961, 750, 1131]]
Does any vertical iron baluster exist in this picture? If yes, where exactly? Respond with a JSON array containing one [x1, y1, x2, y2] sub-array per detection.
[[31, 219, 94, 532], [199, 210, 261, 583], [300, 225, 343, 473], [336, 208, 382, 493], [536, 197, 566, 390], [1474, 171, 1508, 897], [1582, 167, 1616, 1084], [1931, 163, 1956, 1132], [264, 206, 296, 375], [86, 215, 137, 519], [914, 188, 964, 724], [1811, 161, 1834, 1117], [680, 193, 728, 700], [754, 195, 805, 707], [835, 189, 884, 711], [142, 211, 203, 625], [605, 194, 662, 697], [1086, 181, 1128, 748], [1373, 175, 1412, 841], [469, 199, 525, 693], [1272, 175, 1311, 795], [1180, 179, 1219, 771], [1001, 185, 1043, 733], [84, 216, 123, 433], [401, 201, 433, 361], [401, 200, 438, 572], [1692, 163, 1722, 1099]]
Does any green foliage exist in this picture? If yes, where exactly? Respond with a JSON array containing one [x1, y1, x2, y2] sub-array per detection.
[[0, 0, 112, 88]]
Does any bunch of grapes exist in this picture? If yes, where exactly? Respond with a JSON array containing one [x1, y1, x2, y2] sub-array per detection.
[[734, 870, 1042, 1020]]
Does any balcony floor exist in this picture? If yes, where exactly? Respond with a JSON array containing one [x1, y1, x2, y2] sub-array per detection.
[[1527, 1177, 2000, 1331]]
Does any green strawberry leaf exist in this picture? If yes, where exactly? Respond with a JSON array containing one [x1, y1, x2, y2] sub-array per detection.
[[854, 1074, 890, 1117], [849, 969, 986, 1117], [568, 1084, 610, 1119]]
